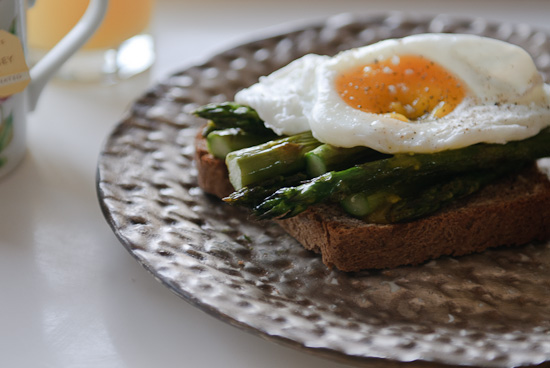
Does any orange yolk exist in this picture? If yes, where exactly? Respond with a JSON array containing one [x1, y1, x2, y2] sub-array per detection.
[[335, 55, 466, 121]]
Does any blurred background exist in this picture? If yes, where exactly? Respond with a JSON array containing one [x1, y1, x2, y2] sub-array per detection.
[[152, 0, 550, 82]]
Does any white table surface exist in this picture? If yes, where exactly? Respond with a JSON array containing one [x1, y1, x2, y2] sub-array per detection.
[[2, 1, 549, 367]]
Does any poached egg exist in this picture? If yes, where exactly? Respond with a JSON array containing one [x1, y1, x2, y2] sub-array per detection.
[[235, 33, 550, 153]]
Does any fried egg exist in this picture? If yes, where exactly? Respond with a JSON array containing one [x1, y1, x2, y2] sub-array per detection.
[[235, 33, 550, 153]]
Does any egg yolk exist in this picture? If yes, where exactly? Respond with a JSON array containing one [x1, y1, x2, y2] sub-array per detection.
[[335, 55, 466, 121]]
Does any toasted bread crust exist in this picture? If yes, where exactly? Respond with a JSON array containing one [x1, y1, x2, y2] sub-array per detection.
[[195, 131, 550, 271], [278, 169, 550, 271], [194, 134, 235, 199]]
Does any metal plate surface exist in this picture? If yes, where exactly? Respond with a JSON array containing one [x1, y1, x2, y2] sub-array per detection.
[[97, 13, 550, 367]]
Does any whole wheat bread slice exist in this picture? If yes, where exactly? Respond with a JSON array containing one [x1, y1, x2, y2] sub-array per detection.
[[195, 131, 550, 271]]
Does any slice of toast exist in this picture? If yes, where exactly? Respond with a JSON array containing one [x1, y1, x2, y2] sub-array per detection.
[[195, 132, 550, 271]]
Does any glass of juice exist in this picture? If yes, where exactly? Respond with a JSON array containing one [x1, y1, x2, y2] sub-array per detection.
[[27, 0, 155, 83]]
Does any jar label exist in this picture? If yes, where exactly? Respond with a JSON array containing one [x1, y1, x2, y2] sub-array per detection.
[[0, 30, 30, 98]]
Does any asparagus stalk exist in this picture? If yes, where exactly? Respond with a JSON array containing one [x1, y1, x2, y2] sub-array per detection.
[[341, 164, 524, 223], [340, 191, 400, 219], [253, 128, 550, 219], [193, 102, 273, 135], [201, 120, 218, 137], [226, 131, 322, 189], [206, 128, 278, 159], [224, 172, 308, 208], [305, 144, 389, 177], [379, 169, 506, 223]]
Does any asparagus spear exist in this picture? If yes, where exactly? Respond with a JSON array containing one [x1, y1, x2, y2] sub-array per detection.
[[226, 131, 322, 189], [340, 190, 400, 219], [201, 120, 218, 137], [206, 128, 278, 159], [379, 169, 506, 223], [224, 172, 308, 208], [341, 164, 524, 223], [253, 128, 550, 219], [193, 102, 273, 135], [305, 144, 389, 177]]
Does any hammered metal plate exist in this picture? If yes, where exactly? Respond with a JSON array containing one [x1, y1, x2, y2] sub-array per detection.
[[97, 13, 550, 368]]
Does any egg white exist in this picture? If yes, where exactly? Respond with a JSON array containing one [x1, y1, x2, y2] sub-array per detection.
[[235, 33, 550, 153], [234, 53, 329, 136]]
